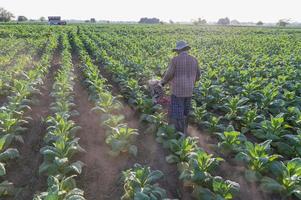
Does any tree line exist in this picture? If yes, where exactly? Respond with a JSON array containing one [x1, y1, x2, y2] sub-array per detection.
[[0, 7, 295, 27]]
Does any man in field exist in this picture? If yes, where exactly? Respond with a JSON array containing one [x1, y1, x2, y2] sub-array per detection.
[[160, 41, 200, 135]]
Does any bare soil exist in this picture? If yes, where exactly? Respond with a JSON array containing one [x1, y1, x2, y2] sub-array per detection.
[[0, 96, 6, 106], [72, 57, 191, 200], [218, 161, 265, 200], [4, 49, 61, 200], [188, 125, 216, 154]]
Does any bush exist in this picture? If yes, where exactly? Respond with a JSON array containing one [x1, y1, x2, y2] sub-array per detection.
[[139, 17, 160, 24]]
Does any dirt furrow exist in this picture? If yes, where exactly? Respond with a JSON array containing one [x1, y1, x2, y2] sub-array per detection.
[[4, 48, 61, 200], [72, 56, 189, 200]]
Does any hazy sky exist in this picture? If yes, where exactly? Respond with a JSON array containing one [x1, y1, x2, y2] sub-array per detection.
[[1, 0, 301, 22]]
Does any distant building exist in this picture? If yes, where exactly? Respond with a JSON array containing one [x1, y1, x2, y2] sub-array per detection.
[[90, 18, 96, 23], [48, 16, 67, 25]]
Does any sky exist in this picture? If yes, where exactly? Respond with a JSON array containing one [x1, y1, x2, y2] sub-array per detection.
[[1, 0, 301, 23]]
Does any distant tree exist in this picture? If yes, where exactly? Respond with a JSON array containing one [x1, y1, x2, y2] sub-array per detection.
[[139, 17, 160, 24], [39, 16, 46, 22], [169, 19, 174, 24], [230, 19, 240, 25], [17, 16, 28, 22], [256, 21, 264, 26], [90, 18, 96, 23], [0, 7, 14, 22], [217, 17, 230, 25], [193, 18, 207, 25], [277, 19, 290, 27]]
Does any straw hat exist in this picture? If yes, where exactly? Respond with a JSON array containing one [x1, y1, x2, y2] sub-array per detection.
[[172, 41, 191, 52]]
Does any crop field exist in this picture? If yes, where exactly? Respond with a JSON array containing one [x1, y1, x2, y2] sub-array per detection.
[[0, 24, 301, 200]]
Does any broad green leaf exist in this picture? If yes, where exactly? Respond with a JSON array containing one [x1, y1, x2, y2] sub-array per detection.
[[245, 170, 261, 182], [67, 161, 85, 174], [193, 186, 215, 200], [147, 170, 164, 184], [0, 134, 13, 151], [269, 161, 285, 177], [0, 148, 19, 161], [134, 192, 150, 200], [260, 176, 285, 193], [0, 162, 6, 176], [61, 175, 77, 191]]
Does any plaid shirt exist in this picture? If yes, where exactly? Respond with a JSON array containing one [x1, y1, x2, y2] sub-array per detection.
[[161, 51, 200, 97]]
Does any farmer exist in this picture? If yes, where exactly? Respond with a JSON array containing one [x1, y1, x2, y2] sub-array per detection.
[[160, 41, 200, 135]]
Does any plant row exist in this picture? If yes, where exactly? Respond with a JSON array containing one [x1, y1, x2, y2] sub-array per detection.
[[70, 29, 139, 157], [33, 32, 85, 200], [0, 33, 58, 197]]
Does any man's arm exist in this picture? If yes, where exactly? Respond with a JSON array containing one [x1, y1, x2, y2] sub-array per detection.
[[195, 59, 201, 82], [161, 58, 176, 86]]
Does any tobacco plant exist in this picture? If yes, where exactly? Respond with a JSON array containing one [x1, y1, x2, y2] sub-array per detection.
[[121, 164, 167, 200], [215, 130, 247, 155], [105, 124, 139, 156], [165, 136, 199, 164], [260, 158, 301, 199], [235, 140, 281, 182], [33, 175, 85, 200]]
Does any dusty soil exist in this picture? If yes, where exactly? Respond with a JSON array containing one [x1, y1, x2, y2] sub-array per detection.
[[72, 57, 190, 200], [0, 96, 6, 106], [4, 49, 61, 200], [188, 125, 217, 154]]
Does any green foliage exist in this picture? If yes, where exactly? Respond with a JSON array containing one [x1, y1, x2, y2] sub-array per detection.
[[202, 115, 225, 133], [122, 164, 167, 200], [261, 158, 301, 199], [0, 148, 19, 176], [37, 33, 85, 196], [179, 150, 223, 184], [0, 30, 58, 198], [33, 175, 85, 200], [166, 137, 199, 164], [155, 124, 181, 148], [105, 124, 139, 156], [253, 115, 288, 141], [235, 140, 281, 181], [223, 96, 249, 121], [211, 176, 240, 199], [71, 30, 139, 158], [215, 130, 246, 154]]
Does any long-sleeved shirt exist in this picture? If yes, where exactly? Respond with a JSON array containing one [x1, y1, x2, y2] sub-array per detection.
[[161, 51, 200, 97]]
